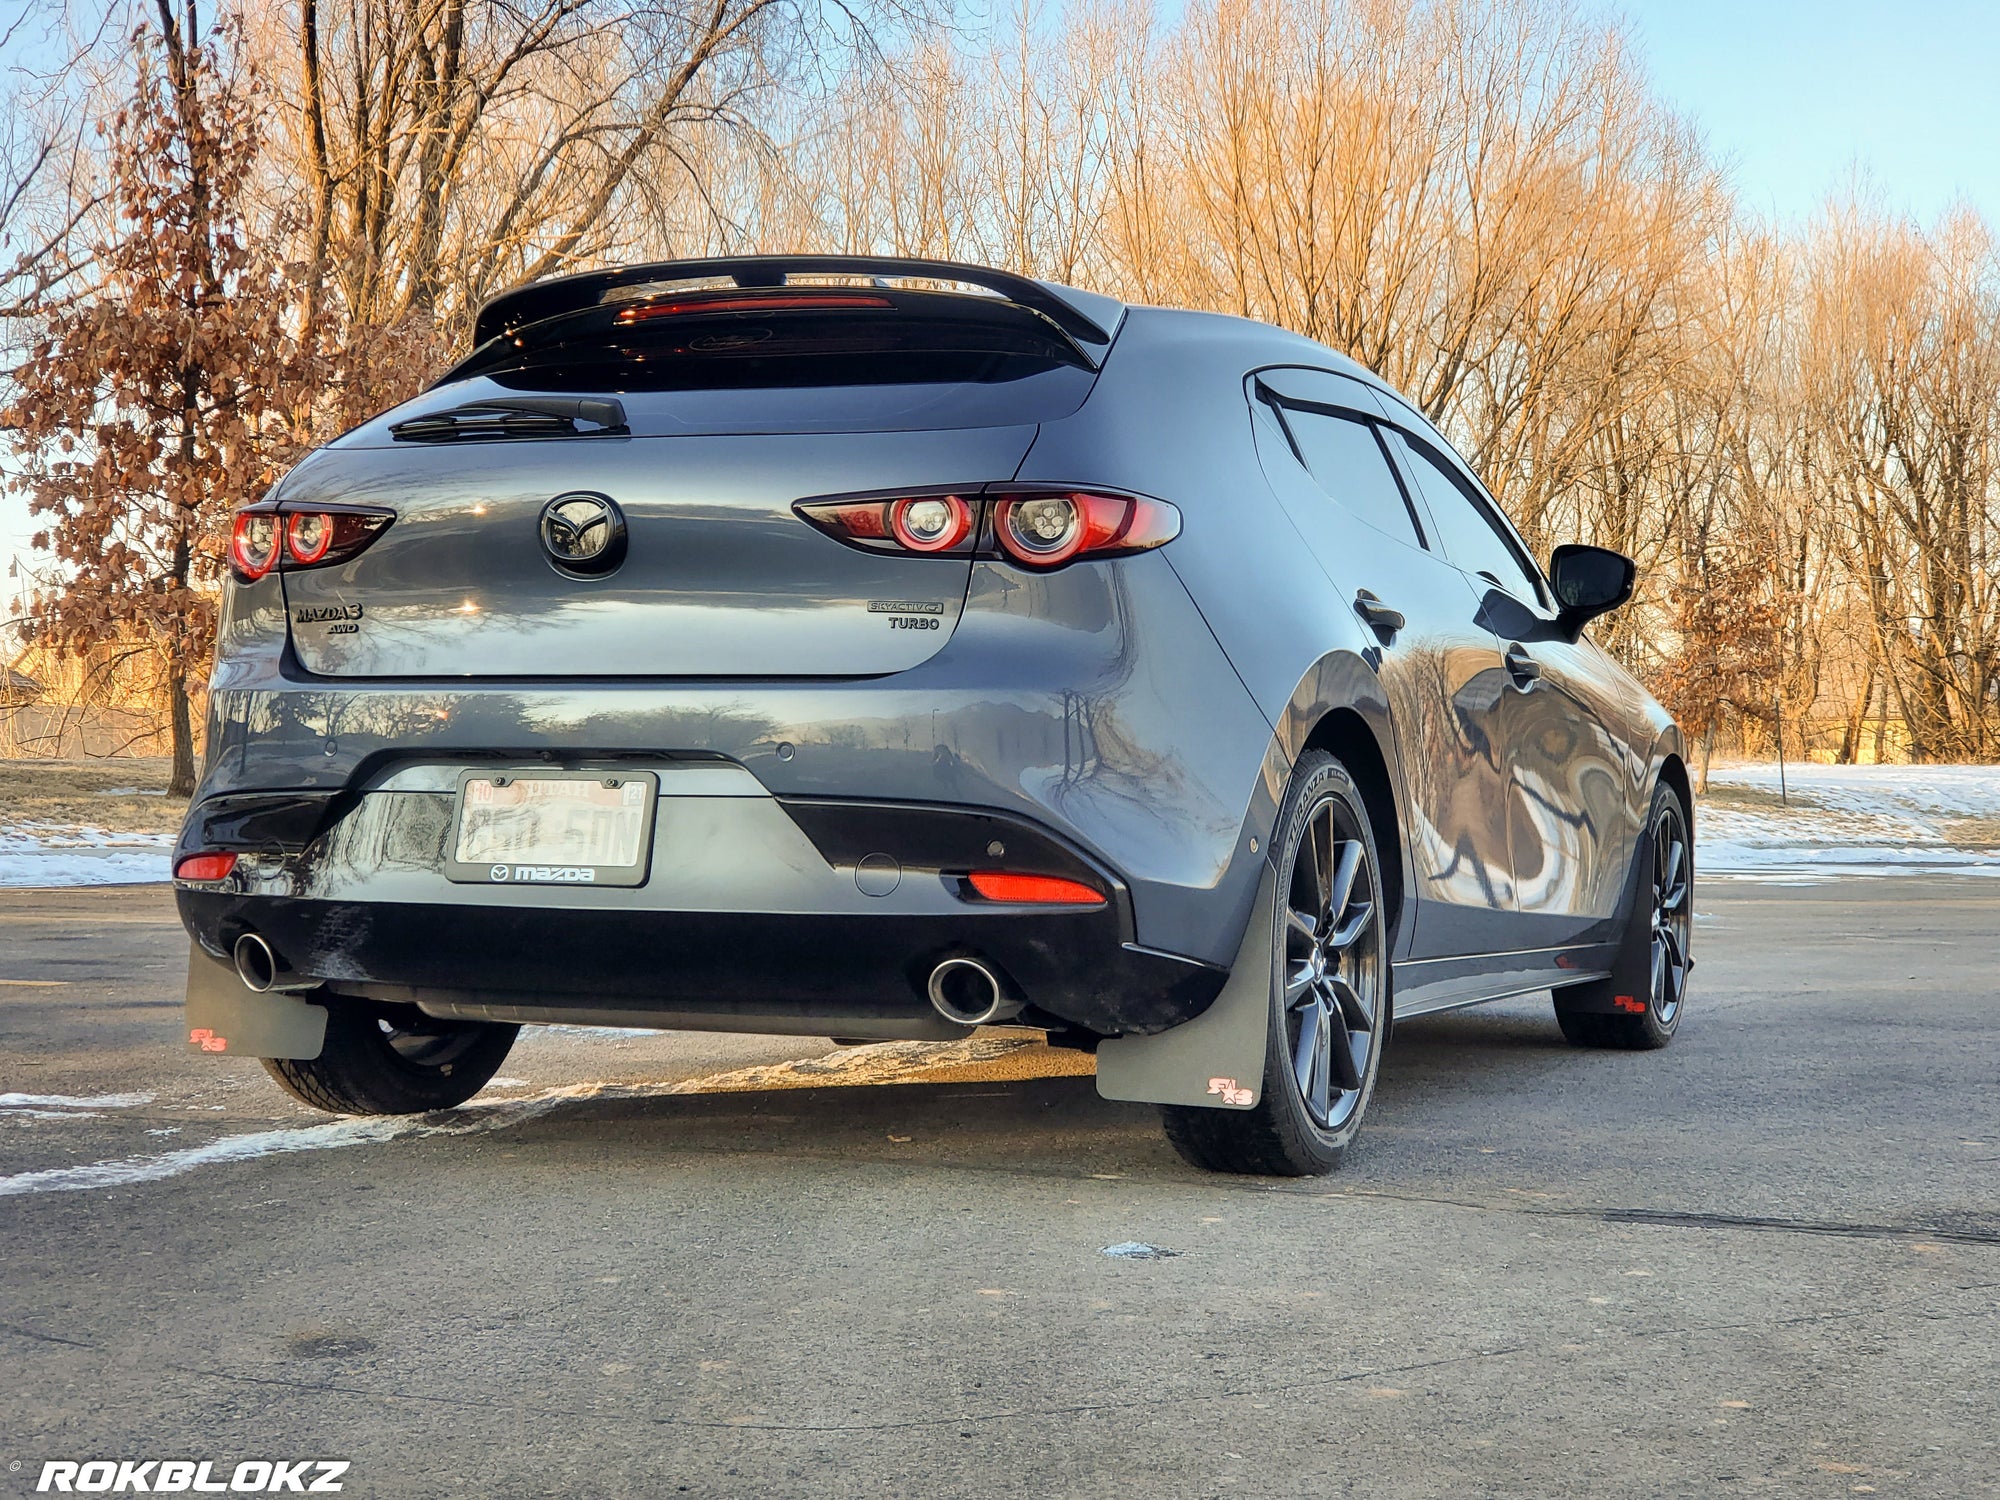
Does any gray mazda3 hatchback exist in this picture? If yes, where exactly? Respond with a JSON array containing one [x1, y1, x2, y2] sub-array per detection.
[[176, 255, 1690, 1175]]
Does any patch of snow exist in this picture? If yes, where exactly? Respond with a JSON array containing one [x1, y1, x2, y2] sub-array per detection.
[[0, 822, 174, 887], [1102, 1242, 1179, 1260], [3, 1109, 102, 1120], [1698, 764, 2000, 878], [0, 1091, 154, 1111]]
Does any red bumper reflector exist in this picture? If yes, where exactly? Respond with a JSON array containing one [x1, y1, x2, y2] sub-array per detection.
[[967, 870, 1105, 906], [174, 852, 238, 882]]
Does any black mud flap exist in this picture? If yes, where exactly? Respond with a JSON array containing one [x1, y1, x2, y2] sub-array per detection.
[[1094, 865, 1273, 1110], [1552, 815, 1662, 1016], [185, 943, 328, 1060]]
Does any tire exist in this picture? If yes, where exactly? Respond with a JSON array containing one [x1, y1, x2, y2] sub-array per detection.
[[1161, 751, 1390, 1176], [263, 1000, 519, 1115], [1554, 780, 1691, 1050]]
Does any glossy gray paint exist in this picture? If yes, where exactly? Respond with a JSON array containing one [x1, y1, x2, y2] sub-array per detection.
[[180, 261, 1683, 1046]]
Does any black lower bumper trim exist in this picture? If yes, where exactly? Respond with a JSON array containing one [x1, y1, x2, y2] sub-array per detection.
[[176, 892, 1225, 1036]]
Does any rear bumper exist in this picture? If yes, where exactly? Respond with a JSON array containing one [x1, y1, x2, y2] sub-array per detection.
[[175, 890, 1224, 1039], [173, 780, 1226, 1036]]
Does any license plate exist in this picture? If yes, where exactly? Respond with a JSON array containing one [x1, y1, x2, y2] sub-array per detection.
[[444, 771, 658, 887]]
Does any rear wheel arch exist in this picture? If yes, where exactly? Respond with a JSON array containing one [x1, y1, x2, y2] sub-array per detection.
[[1657, 751, 1693, 830], [1297, 709, 1405, 952]]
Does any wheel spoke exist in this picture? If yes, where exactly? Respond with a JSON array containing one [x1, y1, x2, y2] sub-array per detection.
[[1311, 809, 1336, 917], [1328, 898, 1374, 949], [1285, 963, 1317, 1006], [1286, 906, 1318, 950], [1322, 988, 1362, 1092], [1659, 923, 1685, 974], [1325, 839, 1363, 930], [1659, 838, 1689, 911], [1293, 1001, 1323, 1102], [1327, 973, 1373, 1034], [1649, 935, 1668, 1008], [1311, 1010, 1334, 1120]]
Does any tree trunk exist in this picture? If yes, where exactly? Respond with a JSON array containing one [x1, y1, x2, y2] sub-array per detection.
[[168, 663, 196, 797], [1838, 659, 1873, 765]]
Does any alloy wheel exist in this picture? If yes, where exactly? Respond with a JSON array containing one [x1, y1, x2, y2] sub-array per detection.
[[1650, 800, 1692, 1023], [1282, 795, 1382, 1131]]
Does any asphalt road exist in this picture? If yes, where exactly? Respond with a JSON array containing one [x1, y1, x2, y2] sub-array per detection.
[[2, 877, 1997, 1499]]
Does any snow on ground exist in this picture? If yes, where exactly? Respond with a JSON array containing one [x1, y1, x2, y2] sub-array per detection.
[[0, 822, 173, 886], [1698, 763, 2000, 878]]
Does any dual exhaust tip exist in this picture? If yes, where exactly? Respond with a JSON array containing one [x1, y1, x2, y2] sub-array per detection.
[[926, 957, 1022, 1027]]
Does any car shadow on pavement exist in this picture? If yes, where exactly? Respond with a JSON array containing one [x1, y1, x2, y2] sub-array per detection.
[[439, 999, 1622, 1183]]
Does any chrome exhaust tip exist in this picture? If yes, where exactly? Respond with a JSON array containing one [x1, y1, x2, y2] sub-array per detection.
[[232, 932, 315, 994], [926, 957, 1021, 1027]]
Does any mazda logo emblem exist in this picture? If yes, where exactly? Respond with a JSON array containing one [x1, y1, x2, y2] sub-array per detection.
[[539, 492, 627, 577]]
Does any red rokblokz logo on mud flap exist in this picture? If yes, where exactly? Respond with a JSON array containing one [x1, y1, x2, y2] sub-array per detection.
[[34, 1460, 349, 1492]]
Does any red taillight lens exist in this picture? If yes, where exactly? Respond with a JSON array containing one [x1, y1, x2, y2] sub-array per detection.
[[796, 488, 1179, 569], [891, 494, 973, 553], [286, 512, 333, 565], [174, 852, 238, 882], [230, 506, 392, 582], [617, 292, 894, 322], [966, 870, 1106, 906], [992, 491, 1179, 569], [796, 493, 975, 555], [230, 511, 280, 581]]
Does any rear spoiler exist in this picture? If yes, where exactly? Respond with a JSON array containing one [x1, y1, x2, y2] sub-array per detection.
[[467, 255, 1126, 368]]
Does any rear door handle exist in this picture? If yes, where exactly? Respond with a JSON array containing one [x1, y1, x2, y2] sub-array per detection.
[[1354, 590, 1406, 634], [1504, 642, 1543, 688]]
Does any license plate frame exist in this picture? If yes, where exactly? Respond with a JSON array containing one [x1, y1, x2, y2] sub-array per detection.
[[443, 769, 658, 888]]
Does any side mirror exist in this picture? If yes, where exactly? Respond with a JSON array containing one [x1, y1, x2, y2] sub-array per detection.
[[1549, 544, 1635, 639]]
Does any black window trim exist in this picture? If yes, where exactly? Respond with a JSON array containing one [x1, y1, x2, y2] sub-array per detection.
[[1378, 419, 1552, 613], [1253, 382, 1434, 553]]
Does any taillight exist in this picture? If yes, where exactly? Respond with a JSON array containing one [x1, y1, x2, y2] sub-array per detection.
[[966, 870, 1106, 906], [174, 851, 238, 882], [229, 505, 393, 582], [795, 488, 1179, 569], [286, 512, 332, 565], [796, 492, 978, 555], [230, 512, 280, 581], [890, 494, 974, 553]]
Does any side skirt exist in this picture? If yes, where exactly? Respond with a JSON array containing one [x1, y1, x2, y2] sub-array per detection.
[[1393, 947, 1614, 1018]]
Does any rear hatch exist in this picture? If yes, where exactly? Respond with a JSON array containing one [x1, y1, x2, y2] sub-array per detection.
[[279, 274, 1112, 679]]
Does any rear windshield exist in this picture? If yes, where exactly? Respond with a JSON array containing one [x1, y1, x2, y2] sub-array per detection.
[[439, 304, 1100, 434]]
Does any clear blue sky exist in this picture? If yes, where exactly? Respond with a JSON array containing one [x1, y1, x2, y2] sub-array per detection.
[[1619, 0, 2000, 225], [5, 0, 1998, 602]]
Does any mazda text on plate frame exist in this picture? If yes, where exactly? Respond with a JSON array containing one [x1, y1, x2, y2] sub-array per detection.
[[174, 256, 1692, 1175]]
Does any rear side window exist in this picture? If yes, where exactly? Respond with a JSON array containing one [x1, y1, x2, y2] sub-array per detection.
[[1276, 406, 1426, 549], [1392, 432, 1548, 607]]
